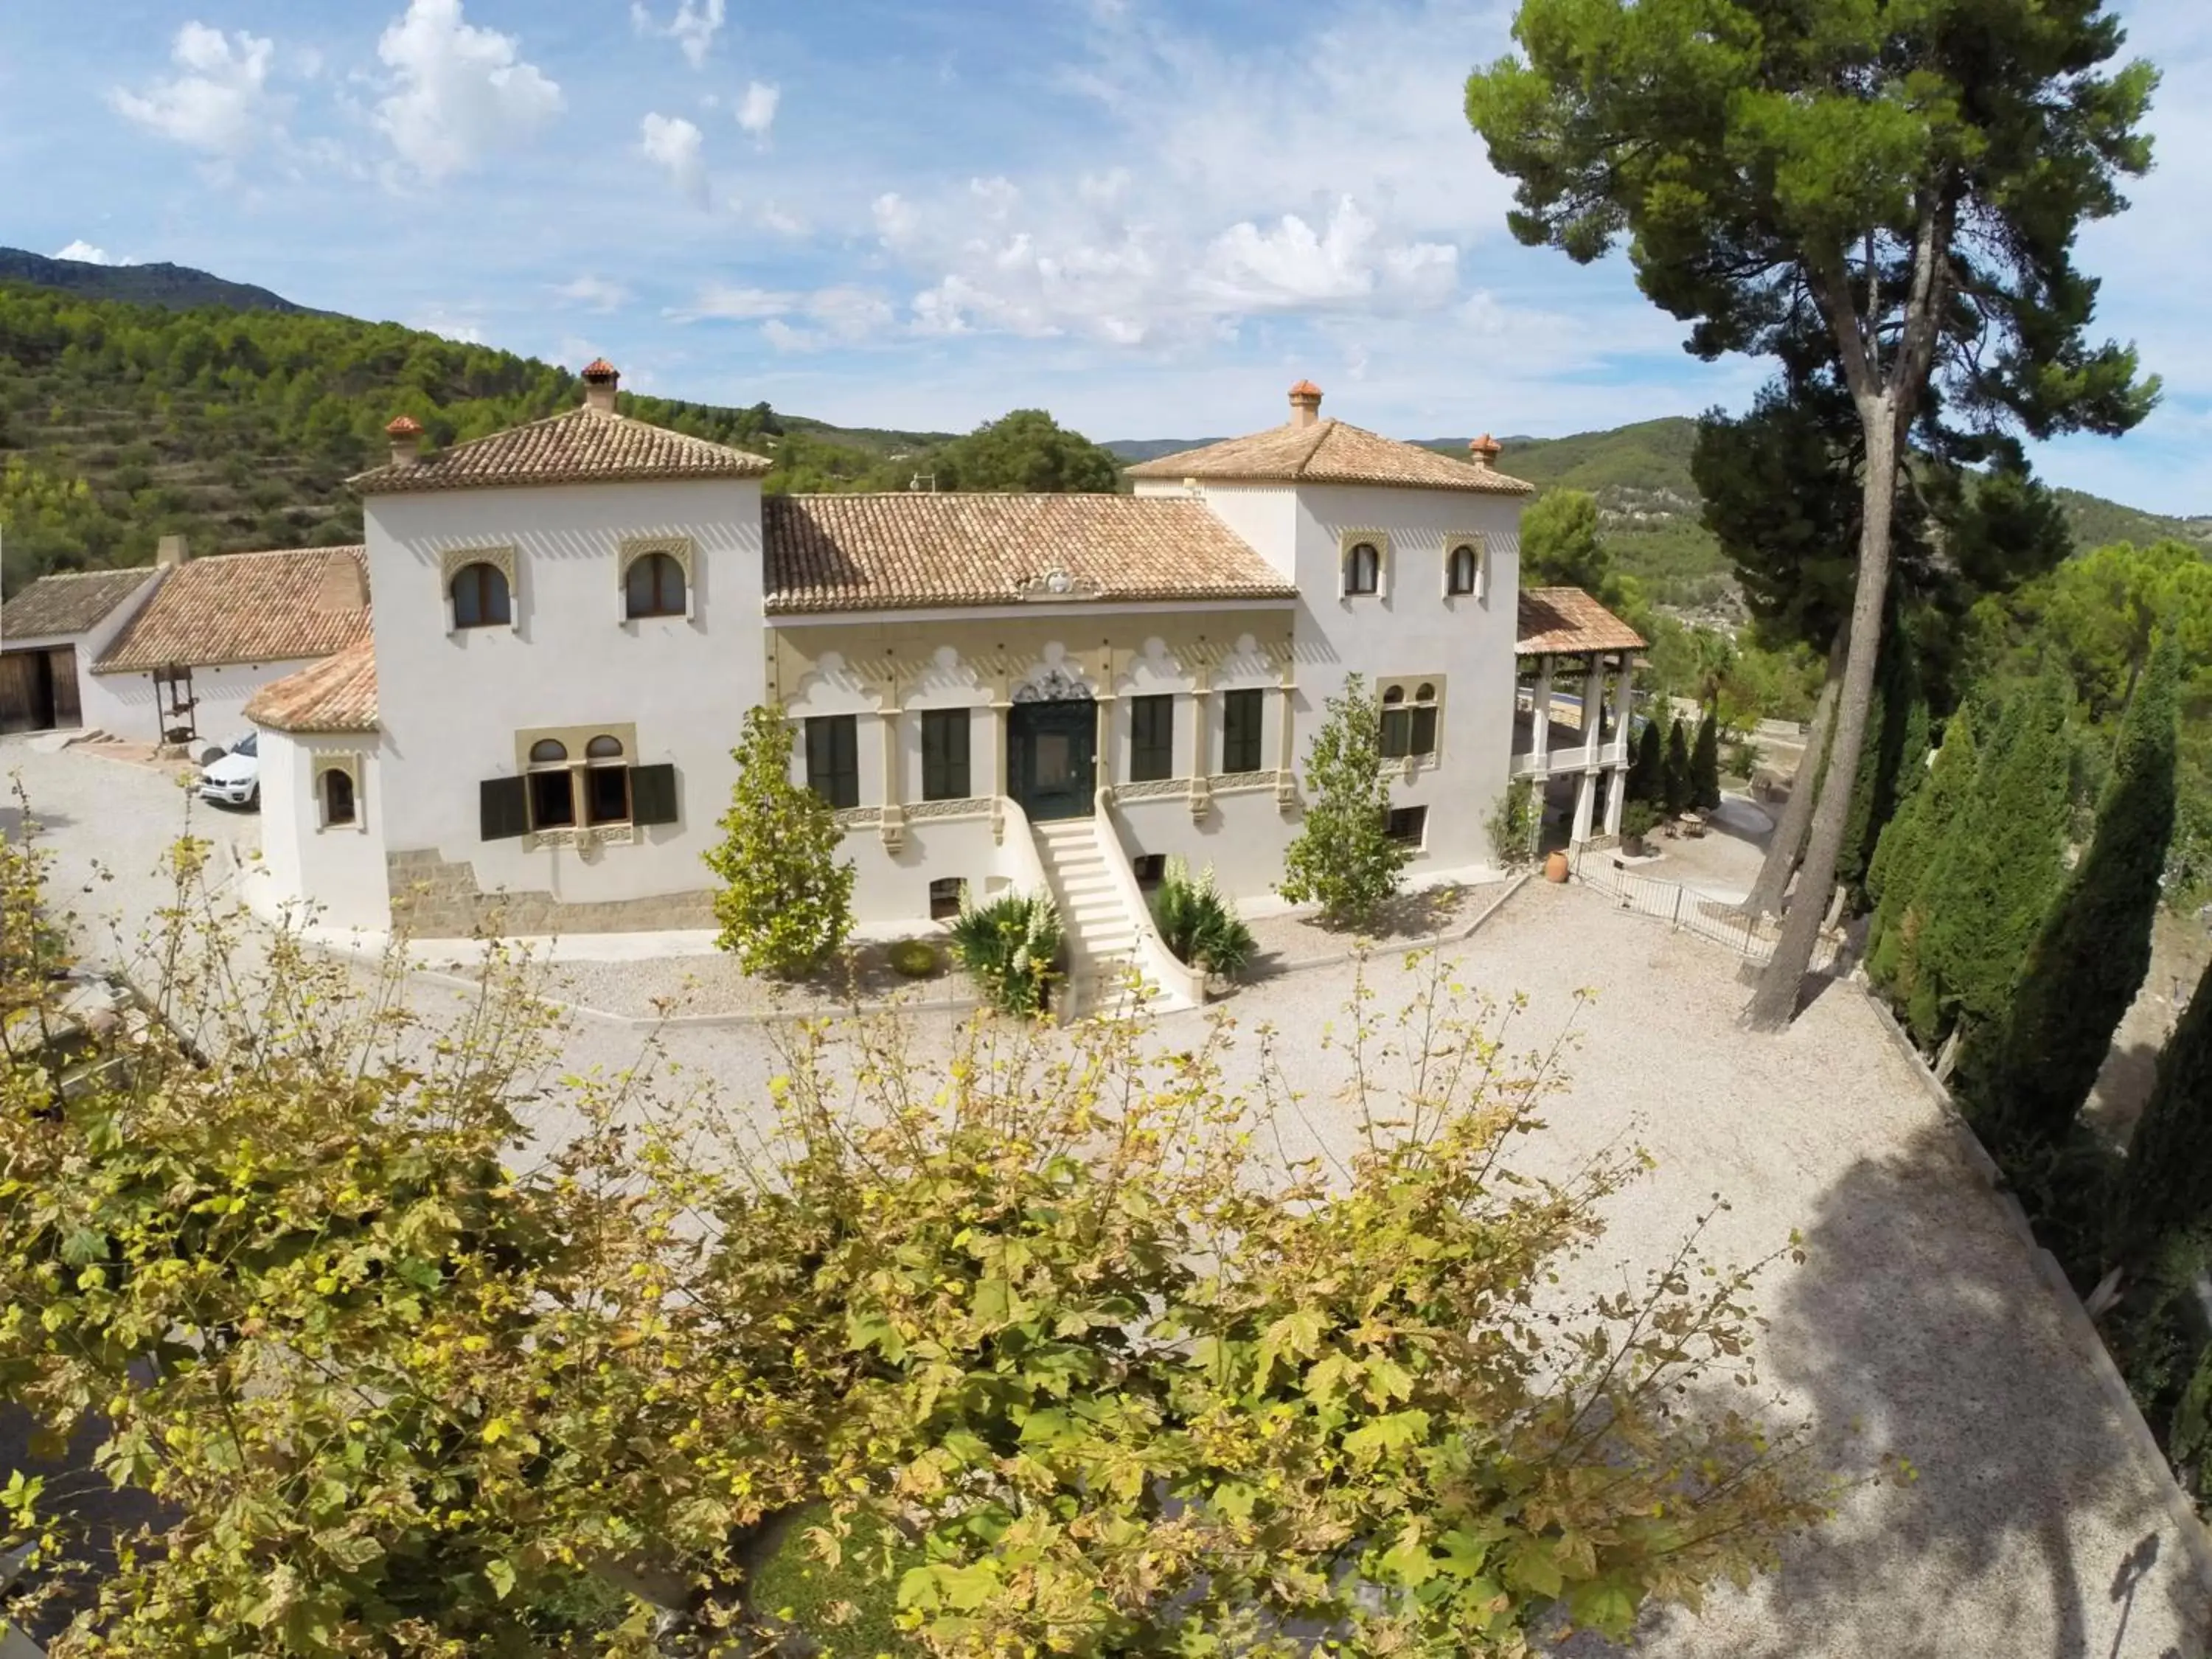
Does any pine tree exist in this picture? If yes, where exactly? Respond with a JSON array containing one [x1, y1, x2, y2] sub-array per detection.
[[2113, 953, 2212, 1268], [1629, 717, 1666, 806], [1691, 712, 1722, 811], [1664, 718, 1694, 817], [1964, 631, 2180, 1148], [1279, 675, 1411, 927], [1913, 678, 2074, 1048]]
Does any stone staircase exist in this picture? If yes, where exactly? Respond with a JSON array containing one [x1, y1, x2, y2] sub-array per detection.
[[1032, 815, 1186, 1018]]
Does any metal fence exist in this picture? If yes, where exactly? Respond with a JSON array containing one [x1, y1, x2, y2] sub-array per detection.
[[1572, 849, 1845, 972]]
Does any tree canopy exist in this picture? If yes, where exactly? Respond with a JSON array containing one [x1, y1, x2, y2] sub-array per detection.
[[930, 409, 1123, 494]]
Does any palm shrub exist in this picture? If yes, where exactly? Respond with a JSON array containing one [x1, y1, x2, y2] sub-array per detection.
[[703, 705, 856, 977], [1151, 859, 1256, 980], [1279, 675, 1410, 926], [1963, 630, 2179, 1150], [947, 887, 1062, 1016]]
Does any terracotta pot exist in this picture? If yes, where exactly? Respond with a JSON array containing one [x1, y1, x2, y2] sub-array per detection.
[[1543, 850, 1570, 884]]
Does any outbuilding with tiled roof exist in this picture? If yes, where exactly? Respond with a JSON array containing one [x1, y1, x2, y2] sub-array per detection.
[[0, 566, 163, 735]]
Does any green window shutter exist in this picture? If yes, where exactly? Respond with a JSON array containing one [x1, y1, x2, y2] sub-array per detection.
[[1222, 689, 1263, 774], [1411, 706, 1438, 756], [807, 714, 859, 810], [922, 709, 970, 800], [630, 762, 679, 826], [479, 776, 529, 841], [1130, 695, 1173, 782], [1380, 708, 1410, 759]]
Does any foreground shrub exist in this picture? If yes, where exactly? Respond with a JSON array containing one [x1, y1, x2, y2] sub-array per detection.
[[0, 813, 1842, 1657], [945, 886, 1061, 1015], [1486, 776, 1538, 866], [1150, 858, 1256, 979]]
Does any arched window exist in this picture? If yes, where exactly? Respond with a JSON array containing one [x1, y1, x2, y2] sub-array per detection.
[[451, 561, 512, 628], [1447, 543, 1481, 597], [625, 551, 686, 619], [528, 738, 568, 764], [1344, 541, 1380, 597], [319, 767, 356, 827], [585, 734, 625, 759], [1380, 681, 1441, 759], [582, 734, 630, 824]]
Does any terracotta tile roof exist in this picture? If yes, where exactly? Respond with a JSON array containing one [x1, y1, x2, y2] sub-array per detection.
[[763, 493, 1298, 613], [350, 406, 773, 494], [1, 568, 159, 641], [1515, 587, 1647, 655], [96, 547, 371, 674], [245, 640, 378, 733], [1125, 419, 1535, 495]]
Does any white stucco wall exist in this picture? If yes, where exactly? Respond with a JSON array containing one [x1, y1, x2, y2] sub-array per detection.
[[89, 658, 329, 749], [259, 729, 389, 933], [4, 572, 161, 734], [362, 477, 766, 911]]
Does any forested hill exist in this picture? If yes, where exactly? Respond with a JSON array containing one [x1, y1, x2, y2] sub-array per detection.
[[0, 280, 980, 595], [0, 248, 320, 314]]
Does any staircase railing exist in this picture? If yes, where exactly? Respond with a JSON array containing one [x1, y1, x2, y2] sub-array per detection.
[[1094, 788, 1208, 1010]]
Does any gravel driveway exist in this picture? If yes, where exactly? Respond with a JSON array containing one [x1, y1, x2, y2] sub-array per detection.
[[7, 734, 2206, 1655]]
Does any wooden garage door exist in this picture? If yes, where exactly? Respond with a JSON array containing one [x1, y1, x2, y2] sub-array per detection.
[[0, 647, 80, 734]]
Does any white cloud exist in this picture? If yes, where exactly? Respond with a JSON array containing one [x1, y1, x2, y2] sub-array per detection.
[[735, 80, 779, 141], [554, 275, 629, 311], [672, 282, 796, 321], [374, 0, 563, 183], [639, 112, 709, 207], [109, 22, 283, 159], [53, 240, 128, 265], [1196, 197, 1455, 310], [413, 307, 484, 343], [758, 201, 809, 235], [759, 286, 896, 351], [872, 192, 920, 247], [630, 0, 726, 69]]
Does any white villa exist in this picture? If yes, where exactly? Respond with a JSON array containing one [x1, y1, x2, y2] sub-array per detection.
[[4, 364, 1643, 1001]]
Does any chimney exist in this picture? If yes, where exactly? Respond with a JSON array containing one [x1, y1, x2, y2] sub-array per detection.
[[1288, 379, 1323, 428], [316, 552, 367, 614], [384, 414, 423, 470], [1468, 433, 1503, 467], [156, 534, 188, 569], [581, 358, 620, 414]]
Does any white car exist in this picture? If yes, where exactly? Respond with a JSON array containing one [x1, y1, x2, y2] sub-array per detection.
[[197, 731, 260, 810]]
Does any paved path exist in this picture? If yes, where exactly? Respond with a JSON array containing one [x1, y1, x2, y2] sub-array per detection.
[[4, 734, 2206, 1656]]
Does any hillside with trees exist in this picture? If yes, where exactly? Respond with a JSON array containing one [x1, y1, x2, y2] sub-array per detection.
[[0, 281, 1125, 597]]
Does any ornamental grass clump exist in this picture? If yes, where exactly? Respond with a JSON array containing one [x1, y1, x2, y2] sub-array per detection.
[[1150, 859, 1255, 980], [946, 887, 1062, 1016]]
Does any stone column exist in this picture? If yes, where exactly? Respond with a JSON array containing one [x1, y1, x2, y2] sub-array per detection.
[[987, 698, 1010, 844], [1579, 654, 1604, 752], [1571, 768, 1597, 846], [1610, 651, 1635, 756], [877, 707, 905, 850], [1274, 680, 1297, 808], [1604, 759, 1627, 836], [1530, 655, 1553, 767], [1188, 678, 1213, 821]]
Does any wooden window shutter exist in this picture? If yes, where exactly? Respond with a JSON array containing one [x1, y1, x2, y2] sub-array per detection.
[[479, 776, 529, 841], [629, 762, 679, 826]]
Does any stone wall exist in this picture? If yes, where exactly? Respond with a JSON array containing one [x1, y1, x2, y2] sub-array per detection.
[[386, 848, 716, 938]]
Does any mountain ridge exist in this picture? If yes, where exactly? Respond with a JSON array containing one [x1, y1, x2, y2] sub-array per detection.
[[0, 248, 326, 315]]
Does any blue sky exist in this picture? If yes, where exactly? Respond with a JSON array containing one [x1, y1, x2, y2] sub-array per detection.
[[4, 0, 2210, 513]]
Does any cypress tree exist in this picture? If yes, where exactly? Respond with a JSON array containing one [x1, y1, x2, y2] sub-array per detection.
[[1865, 714, 1978, 1024], [2112, 952, 2212, 1268], [1664, 718, 1694, 816], [1838, 632, 1928, 908], [1913, 677, 2073, 1048], [1691, 712, 1722, 810], [1964, 631, 2180, 1148], [1629, 717, 1666, 806]]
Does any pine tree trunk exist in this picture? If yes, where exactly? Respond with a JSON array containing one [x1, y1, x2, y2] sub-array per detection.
[[1742, 633, 1846, 919], [1746, 401, 1902, 1030]]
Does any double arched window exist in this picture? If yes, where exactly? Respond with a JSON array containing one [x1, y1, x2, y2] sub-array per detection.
[[522, 734, 633, 828], [1343, 540, 1381, 597], [625, 551, 686, 619], [1380, 681, 1440, 759], [1447, 543, 1481, 597], [451, 560, 512, 628]]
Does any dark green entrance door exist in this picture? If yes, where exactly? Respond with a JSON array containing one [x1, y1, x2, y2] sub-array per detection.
[[1008, 698, 1096, 821]]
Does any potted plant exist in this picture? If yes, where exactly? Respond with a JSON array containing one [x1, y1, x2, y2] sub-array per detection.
[[1621, 800, 1660, 857]]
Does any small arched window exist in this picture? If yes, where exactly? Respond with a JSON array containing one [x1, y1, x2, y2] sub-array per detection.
[[529, 738, 568, 765], [1344, 541, 1381, 597], [625, 551, 686, 619], [585, 734, 625, 760], [320, 768, 356, 827], [1380, 681, 1441, 760], [1447, 543, 1481, 597], [1382, 686, 1406, 706], [451, 561, 512, 628]]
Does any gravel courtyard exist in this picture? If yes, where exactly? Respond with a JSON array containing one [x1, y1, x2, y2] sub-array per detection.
[[6, 734, 2208, 1655]]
